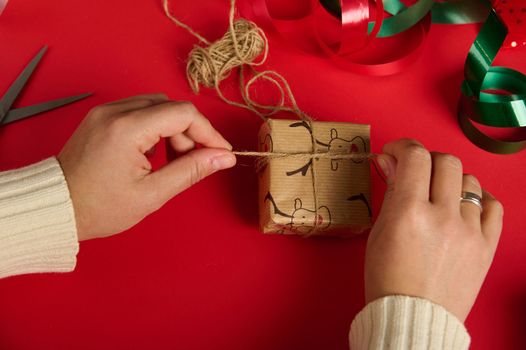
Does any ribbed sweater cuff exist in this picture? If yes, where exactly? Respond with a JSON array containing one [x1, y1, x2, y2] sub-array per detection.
[[350, 295, 470, 350], [0, 157, 79, 279]]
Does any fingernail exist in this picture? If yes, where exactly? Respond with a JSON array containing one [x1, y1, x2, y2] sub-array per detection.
[[377, 157, 390, 178], [212, 153, 236, 171]]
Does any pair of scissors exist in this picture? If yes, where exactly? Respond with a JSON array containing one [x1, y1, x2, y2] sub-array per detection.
[[0, 46, 91, 127]]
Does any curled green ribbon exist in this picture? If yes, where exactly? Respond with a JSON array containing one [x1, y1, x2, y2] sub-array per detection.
[[368, 0, 434, 37], [459, 8, 526, 154], [431, 0, 491, 24]]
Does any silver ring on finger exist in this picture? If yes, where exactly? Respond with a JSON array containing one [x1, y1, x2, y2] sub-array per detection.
[[460, 191, 483, 212]]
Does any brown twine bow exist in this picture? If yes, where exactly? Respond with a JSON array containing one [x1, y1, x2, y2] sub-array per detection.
[[162, 0, 377, 233]]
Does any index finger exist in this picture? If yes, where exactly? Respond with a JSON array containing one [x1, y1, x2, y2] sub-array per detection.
[[125, 101, 232, 153], [101, 93, 169, 113], [382, 138, 432, 202]]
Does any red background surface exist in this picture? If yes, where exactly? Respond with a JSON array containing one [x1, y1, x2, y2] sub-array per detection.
[[1, 1, 525, 349]]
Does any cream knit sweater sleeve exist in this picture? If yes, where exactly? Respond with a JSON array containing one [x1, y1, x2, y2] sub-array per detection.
[[350, 295, 471, 349], [0, 157, 78, 279]]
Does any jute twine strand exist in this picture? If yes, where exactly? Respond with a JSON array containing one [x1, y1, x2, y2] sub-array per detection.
[[162, 0, 376, 232], [231, 151, 375, 160], [233, 151, 376, 175]]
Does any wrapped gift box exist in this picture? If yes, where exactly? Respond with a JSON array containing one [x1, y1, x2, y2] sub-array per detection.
[[258, 119, 371, 237]]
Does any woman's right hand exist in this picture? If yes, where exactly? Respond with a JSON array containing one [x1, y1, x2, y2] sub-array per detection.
[[366, 139, 503, 322], [58, 94, 236, 242]]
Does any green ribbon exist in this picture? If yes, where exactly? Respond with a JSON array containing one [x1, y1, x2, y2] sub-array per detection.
[[459, 8, 526, 154], [371, 0, 490, 35], [321, 0, 526, 154], [369, 0, 434, 37], [322, 0, 489, 38], [431, 0, 491, 24]]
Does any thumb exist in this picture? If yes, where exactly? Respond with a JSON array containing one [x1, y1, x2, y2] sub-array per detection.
[[376, 154, 397, 199], [145, 147, 236, 204]]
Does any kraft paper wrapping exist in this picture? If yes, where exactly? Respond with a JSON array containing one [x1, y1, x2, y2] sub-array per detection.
[[258, 119, 372, 237]]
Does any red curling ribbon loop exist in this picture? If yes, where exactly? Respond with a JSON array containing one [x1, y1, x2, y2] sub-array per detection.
[[311, 0, 430, 76], [316, 14, 430, 76], [338, 0, 371, 54], [238, 0, 431, 76]]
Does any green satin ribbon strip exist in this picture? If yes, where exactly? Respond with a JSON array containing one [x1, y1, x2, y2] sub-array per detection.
[[367, 0, 434, 37], [458, 8, 526, 154], [431, 0, 491, 24], [458, 104, 526, 154]]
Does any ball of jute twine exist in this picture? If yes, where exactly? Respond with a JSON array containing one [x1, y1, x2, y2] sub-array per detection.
[[186, 19, 266, 93], [162, 0, 310, 122]]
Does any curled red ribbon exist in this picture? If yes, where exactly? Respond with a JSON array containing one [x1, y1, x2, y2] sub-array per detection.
[[338, 0, 373, 54], [238, 0, 431, 76]]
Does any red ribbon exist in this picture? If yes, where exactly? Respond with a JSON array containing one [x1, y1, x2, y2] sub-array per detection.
[[238, 0, 431, 76], [338, 0, 372, 54]]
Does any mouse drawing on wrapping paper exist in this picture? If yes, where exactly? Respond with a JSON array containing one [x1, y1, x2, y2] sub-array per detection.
[[265, 192, 331, 234], [286, 122, 367, 176], [321, 128, 366, 170]]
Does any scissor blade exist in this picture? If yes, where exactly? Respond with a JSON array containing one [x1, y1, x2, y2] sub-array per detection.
[[0, 46, 48, 121], [1, 93, 92, 125]]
